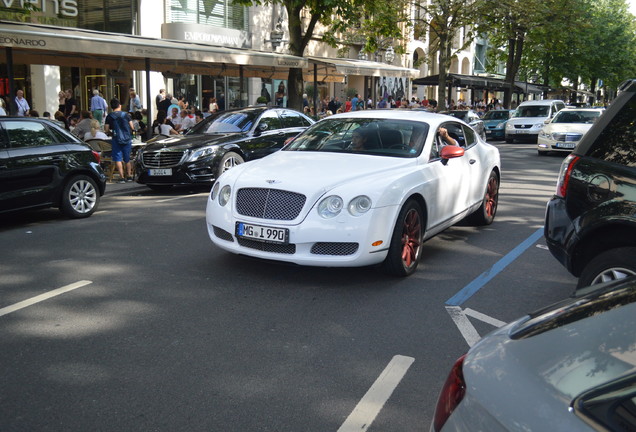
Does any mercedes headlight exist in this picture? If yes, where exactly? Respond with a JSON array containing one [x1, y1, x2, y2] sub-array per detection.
[[186, 146, 217, 162], [318, 195, 343, 218], [348, 196, 372, 216], [218, 185, 231, 207]]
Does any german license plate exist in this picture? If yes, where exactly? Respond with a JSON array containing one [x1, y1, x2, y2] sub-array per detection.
[[516, 129, 529, 134], [149, 169, 172, 176], [556, 142, 576, 149], [236, 222, 288, 244]]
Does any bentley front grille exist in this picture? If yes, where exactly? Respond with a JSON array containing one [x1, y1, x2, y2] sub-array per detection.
[[236, 188, 306, 221]]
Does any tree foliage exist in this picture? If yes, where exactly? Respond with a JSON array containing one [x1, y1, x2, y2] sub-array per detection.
[[411, 0, 477, 110], [231, 0, 409, 109]]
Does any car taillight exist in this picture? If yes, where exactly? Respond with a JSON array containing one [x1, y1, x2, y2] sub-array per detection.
[[555, 155, 580, 198], [433, 354, 466, 432], [92, 150, 101, 164]]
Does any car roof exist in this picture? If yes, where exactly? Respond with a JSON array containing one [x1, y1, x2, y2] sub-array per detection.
[[327, 109, 458, 126], [516, 99, 564, 106]]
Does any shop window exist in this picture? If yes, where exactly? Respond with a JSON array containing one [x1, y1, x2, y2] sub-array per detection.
[[169, 0, 247, 31]]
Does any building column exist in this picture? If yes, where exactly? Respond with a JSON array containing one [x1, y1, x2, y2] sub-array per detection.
[[30, 65, 60, 115]]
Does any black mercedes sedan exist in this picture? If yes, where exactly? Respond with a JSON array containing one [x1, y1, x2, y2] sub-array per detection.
[[135, 106, 314, 191]]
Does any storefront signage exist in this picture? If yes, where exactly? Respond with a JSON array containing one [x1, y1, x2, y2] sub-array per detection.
[[1, 0, 78, 17], [276, 59, 303, 67], [162, 23, 251, 49], [0, 35, 47, 47]]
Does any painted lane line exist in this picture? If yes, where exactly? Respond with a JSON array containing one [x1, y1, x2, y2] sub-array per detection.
[[0, 280, 92, 318], [446, 227, 545, 306], [338, 355, 415, 432], [446, 306, 481, 347], [463, 308, 507, 328]]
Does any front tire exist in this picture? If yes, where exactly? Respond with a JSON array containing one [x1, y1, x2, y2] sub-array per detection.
[[465, 170, 499, 226], [217, 152, 244, 179], [60, 175, 100, 218], [383, 200, 424, 277], [577, 247, 636, 289]]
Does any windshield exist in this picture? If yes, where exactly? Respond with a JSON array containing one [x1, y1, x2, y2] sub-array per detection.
[[446, 111, 469, 121], [552, 110, 601, 124], [482, 110, 510, 120], [513, 105, 550, 118], [187, 110, 260, 134], [283, 118, 429, 158]]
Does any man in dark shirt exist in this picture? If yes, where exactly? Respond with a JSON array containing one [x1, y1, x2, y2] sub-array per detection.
[[157, 93, 172, 115], [64, 89, 77, 118]]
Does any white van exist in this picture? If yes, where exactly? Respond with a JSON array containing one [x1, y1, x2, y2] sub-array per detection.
[[505, 99, 566, 143]]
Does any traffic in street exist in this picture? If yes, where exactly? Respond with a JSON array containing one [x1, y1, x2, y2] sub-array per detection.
[[1, 141, 577, 431]]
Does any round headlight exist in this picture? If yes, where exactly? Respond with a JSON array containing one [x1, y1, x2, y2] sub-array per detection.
[[348, 195, 372, 216], [219, 185, 231, 207], [211, 182, 220, 201], [317, 195, 343, 218]]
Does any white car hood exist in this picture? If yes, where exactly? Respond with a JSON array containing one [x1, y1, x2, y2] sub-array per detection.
[[230, 151, 415, 195], [542, 123, 593, 134]]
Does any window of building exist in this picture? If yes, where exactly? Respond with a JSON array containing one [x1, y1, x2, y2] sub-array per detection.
[[168, 0, 248, 31]]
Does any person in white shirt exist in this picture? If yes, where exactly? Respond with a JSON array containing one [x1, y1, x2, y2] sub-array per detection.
[[178, 109, 196, 132], [84, 119, 109, 140], [14, 89, 30, 116]]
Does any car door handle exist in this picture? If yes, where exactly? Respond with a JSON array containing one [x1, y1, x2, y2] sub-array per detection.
[[469, 159, 476, 164]]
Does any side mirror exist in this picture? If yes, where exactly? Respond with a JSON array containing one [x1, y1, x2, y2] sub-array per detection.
[[440, 145, 465, 160], [258, 123, 269, 132]]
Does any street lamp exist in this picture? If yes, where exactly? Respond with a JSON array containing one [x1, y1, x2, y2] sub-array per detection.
[[385, 46, 395, 64]]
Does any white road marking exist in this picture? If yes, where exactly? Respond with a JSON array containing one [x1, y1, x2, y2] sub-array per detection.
[[463, 308, 507, 328], [0, 280, 92, 317], [157, 193, 208, 203], [446, 306, 507, 347], [338, 355, 415, 432]]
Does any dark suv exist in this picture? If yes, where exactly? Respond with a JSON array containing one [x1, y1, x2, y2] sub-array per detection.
[[0, 117, 106, 218], [135, 106, 314, 191], [544, 80, 636, 288]]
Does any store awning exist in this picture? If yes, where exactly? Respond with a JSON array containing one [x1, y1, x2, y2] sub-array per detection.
[[412, 73, 547, 94], [0, 20, 306, 78], [306, 56, 420, 82]]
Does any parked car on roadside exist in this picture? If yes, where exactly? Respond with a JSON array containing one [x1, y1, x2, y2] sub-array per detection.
[[441, 110, 486, 140], [0, 117, 106, 218], [537, 107, 604, 155], [505, 99, 566, 143], [544, 79, 636, 289], [431, 276, 636, 432], [135, 106, 314, 191], [482, 109, 512, 141], [206, 110, 500, 276]]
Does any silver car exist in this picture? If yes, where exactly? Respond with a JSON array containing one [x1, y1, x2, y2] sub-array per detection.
[[431, 277, 636, 431]]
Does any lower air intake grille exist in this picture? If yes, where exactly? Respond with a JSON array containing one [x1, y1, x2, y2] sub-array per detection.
[[311, 242, 359, 256], [237, 238, 296, 254]]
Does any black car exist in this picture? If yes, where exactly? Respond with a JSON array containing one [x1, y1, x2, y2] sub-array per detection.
[[135, 106, 314, 190], [441, 109, 486, 140], [0, 117, 106, 218], [544, 79, 636, 289]]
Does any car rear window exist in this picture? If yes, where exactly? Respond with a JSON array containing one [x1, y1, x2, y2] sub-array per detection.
[[586, 97, 636, 167]]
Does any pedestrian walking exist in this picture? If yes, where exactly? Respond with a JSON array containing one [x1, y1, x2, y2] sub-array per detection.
[[90, 89, 108, 126], [104, 98, 134, 183]]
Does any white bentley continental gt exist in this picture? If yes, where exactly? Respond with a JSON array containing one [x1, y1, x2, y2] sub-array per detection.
[[206, 110, 501, 276]]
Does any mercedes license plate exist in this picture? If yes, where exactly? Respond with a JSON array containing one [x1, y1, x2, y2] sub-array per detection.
[[149, 169, 172, 176], [556, 142, 576, 149], [236, 222, 288, 244]]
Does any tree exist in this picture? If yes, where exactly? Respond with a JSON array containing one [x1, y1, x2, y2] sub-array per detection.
[[474, 0, 554, 108], [232, 0, 409, 110], [411, 0, 477, 111]]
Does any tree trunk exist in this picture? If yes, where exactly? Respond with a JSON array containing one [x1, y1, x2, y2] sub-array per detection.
[[437, 32, 449, 111]]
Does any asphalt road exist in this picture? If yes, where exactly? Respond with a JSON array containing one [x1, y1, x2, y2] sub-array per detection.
[[0, 142, 576, 432]]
